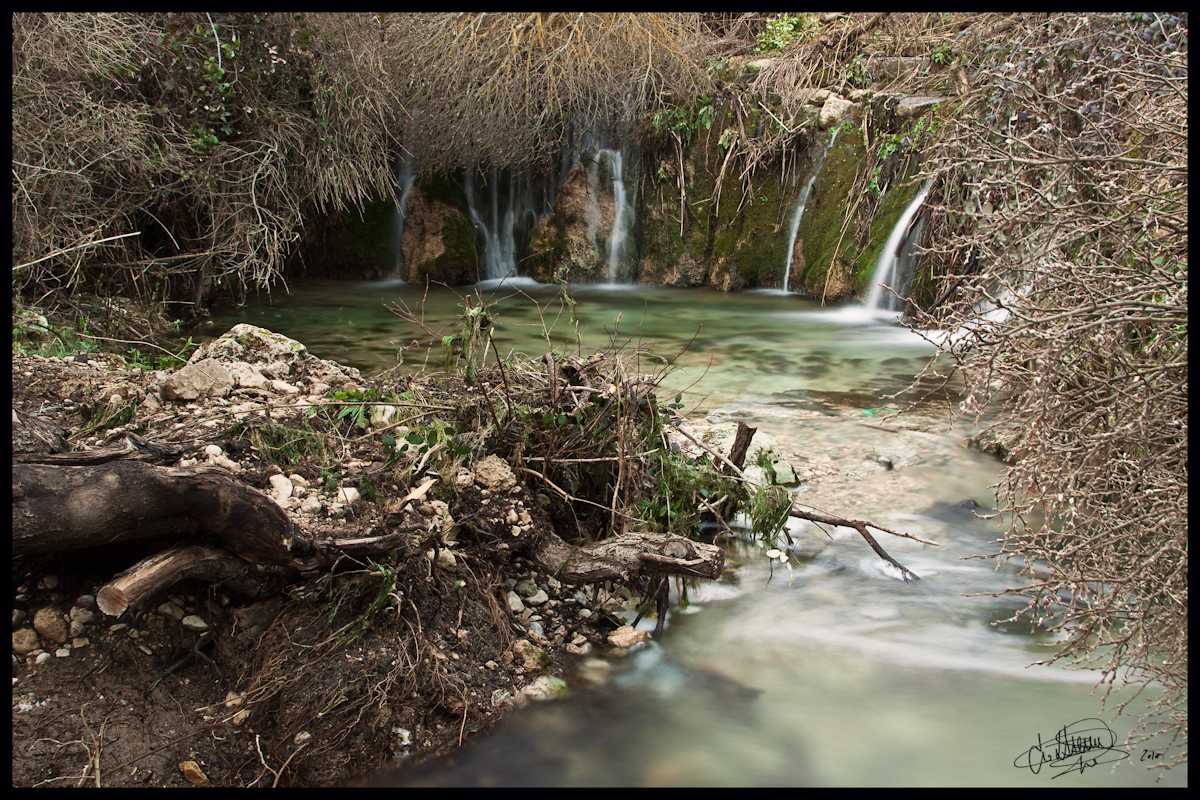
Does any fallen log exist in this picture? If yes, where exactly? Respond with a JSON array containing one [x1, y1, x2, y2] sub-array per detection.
[[532, 530, 724, 585], [12, 461, 315, 569], [96, 545, 252, 617]]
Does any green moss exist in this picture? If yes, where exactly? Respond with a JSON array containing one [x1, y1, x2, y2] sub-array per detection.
[[412, 211, 478, 285], [418, 168, 470, 219], [798, 126, 867, 294]]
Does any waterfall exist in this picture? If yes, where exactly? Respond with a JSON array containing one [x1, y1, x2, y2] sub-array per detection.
[[393, 152, 416, 277], [463, 167, 541, 281], [599, 148, 632, 283], [783, 128, 839, 293], [865, 180, 933, 313]]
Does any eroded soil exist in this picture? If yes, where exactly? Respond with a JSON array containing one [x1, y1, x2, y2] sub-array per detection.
[[11, 351, 634, 787]]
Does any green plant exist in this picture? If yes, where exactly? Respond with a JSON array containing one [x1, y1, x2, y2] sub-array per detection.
[[930, 43, 954, 66], [754, 14, 819, 55]]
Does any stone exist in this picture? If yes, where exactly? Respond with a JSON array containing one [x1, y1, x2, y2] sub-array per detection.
[[474, 455, 516, 493], [894, 95, 946, 121], [696, 423, 799, 486], [12, 628, 41, 655], [160, 358, 234, 401], [182, 615, 209, 632], [69, 606, 96, 625], [506, 591, 525, 615], [607, 625, 651, 648], [514, 579, 538, 597], [524, 589, 549, 607], [819, 93, 856, 129], [370, 405, 396, 429], [512, 639, 549, 671], [158, 601, 185, 622], [179, 761, 210, 787], [337, 486, 361, 506], [269, 474, 293, 500], [33, 608, 68, 644], [520, 675, 569, 702], [300, 497, 323, 515]]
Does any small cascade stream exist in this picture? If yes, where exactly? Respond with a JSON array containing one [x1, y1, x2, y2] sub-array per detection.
[[783, 129, 839, 293], [597, 148, 632, 283], [209, 284, 1185, 787], [393, 153, 416, 275], [865, 180, 933, 314], [464, 167, 543, 281]]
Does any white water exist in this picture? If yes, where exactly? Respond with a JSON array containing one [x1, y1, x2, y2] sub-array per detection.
[[393, 153, 416, 276], [865, 180, 933, 313], [783, 129, 839, 293], [463, 168, 543, 281], [600, 149, 631, 283]]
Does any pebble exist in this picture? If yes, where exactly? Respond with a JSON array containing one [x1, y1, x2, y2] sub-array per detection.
[[182, 615, 209, 633]]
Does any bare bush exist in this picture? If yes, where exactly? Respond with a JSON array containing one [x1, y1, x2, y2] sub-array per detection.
[[908, 12, 1187, 771]]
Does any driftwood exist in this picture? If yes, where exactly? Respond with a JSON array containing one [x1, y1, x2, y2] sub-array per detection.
[[13, 461, 312, 568], [13, 455, 727, 617], [533, 530, 724, 585]]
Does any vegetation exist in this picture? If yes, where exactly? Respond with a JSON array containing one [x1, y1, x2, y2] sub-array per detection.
[[907, 12, 1188, 771]]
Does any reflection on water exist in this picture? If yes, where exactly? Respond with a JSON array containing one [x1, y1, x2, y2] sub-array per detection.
[[210, 282, 1183, 787]]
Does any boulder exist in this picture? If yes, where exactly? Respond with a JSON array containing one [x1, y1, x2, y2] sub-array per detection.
[[697, 423, 799, 486], [159, 358, 233, 401], [819, 94, 856, 129]]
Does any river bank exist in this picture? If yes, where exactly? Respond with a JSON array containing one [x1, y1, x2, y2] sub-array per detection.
[[12, 322, 733, 787]]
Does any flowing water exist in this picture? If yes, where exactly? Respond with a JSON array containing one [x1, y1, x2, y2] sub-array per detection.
[[209, 281, 1184, 787]]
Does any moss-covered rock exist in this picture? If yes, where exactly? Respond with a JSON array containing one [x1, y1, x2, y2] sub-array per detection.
[[401, 175, 478, 285]]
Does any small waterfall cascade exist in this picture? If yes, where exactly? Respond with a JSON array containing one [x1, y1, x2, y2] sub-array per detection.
[[463, 167, 545, 281], [393, 152, 417, 276], [595, 148, 633, 283], [783, 128, 839, 292], [865, 179, 933, 313]]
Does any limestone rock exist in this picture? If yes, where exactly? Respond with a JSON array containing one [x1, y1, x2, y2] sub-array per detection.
[[695, 423, 799, 486], [12, 628, 41, 655], [819, 93, 856, 129], [159, 358, 233, 401], [607, 625, 650, 648], [179, 761, 210, 787], [512, 639, 549, 671], [33, 607, 68, 645], [520, 675, 569, 702], [474, 455, 516, 493]]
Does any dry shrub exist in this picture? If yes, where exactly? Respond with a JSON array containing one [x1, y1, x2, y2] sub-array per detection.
[[907, 12, 1187, 772]]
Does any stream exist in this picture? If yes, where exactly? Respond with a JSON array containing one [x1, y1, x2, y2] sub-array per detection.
[[209, 279, 1185, 786]]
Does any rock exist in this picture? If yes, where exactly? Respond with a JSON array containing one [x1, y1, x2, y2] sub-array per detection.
[[400, 189, 478, 285], [12, 628, 41, 655], [370, 404, 396, 429], [33, 608, 68, 644], [695, 423, 799, 486], [973, 426, 1021, 463], [520, 675, 569, 702], [575, 658, 613, 688], [514, 579, 538, 597], [607, 625, 650, 648], [179, 761, 210, 787], [182, 615, 209, 633], [269, 474, 294, 500], [894, 95, 946, 121], [160, 358, 234, 401], [819, 93, 856, 129], [337, 486, 361, 506], [453, 467, 475, 489], [474, 455, 517, 493], [300, 497, 323, 515], [506, 591, 526, 615], [525, 589, 549, 607], [158, 601, 185, 622], [512, 639, 548, 670]]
